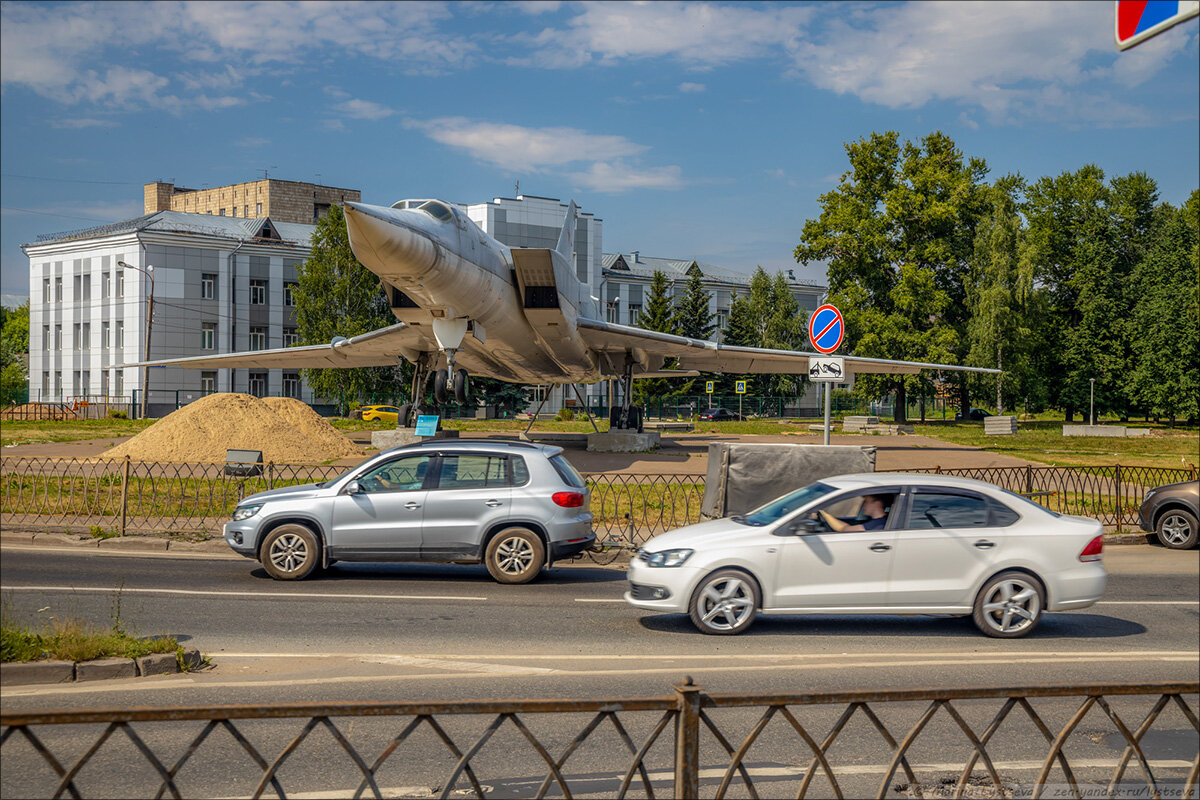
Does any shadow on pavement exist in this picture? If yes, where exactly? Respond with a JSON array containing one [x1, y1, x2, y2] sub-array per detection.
[[636, 612, 1146, 639], [248, 561, 625, 586]]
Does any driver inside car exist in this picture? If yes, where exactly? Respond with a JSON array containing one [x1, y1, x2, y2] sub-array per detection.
[[817, 493, 893, 532]]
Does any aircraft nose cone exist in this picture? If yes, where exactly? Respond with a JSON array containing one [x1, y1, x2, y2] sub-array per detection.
[[344, 202, 439, 280]]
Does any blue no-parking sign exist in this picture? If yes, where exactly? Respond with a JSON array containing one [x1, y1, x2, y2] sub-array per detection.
[[808, 304, 845, 354]]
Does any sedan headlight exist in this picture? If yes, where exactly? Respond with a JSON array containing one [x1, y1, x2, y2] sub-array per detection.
[[232, 504, 262, 521], [641, 548, 694, 568]]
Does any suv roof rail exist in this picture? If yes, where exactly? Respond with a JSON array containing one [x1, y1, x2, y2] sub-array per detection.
[[380, 438, 543, 455]]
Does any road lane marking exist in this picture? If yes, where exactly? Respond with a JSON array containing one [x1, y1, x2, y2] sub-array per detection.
[[6, 652, 1195, 697], [212, 649, 1194, 660], [574, 598, 626, 602], [359, 655, 555, 675], [0, 544, 243, 560], [1097, 600, 1199, 605], [2, 585, 488, 602]]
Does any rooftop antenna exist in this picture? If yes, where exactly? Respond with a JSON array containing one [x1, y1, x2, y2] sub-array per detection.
[[259, 166, 277, 180], [515, 180, 520, 197]]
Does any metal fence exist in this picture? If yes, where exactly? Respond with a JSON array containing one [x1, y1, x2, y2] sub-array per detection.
[[1, 681, 1195, 799], [1, 458, 1194, 543]]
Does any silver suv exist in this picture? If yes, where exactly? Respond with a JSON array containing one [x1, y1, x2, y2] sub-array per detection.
[[223, 440, 594, 583]]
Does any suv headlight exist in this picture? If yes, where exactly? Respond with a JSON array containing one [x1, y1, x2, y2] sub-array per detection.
[[641, 548, 693, 568], [232, 504, 262, 521]]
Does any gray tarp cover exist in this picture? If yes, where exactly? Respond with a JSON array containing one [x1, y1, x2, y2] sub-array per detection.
[[700, 443, 877, 519]]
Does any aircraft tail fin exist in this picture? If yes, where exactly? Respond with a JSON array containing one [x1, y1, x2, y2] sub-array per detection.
[[555, 200, 578, 258]]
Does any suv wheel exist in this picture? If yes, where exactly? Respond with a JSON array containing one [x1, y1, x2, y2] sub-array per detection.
[[261, 524, 320, 581], [1156, 509, 1198, 550], [485, 528, 544, 584]]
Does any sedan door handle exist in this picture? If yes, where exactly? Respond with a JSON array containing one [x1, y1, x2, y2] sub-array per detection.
[[869, 542, 891, 553], [404, 502, 421, 510], [974, 539, 996, 549], [485, 499, 504, 507]]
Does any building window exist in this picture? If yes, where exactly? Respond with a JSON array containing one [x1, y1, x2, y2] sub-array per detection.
[[201, 323, 216, 350], [115, 370, 124, 396], [200, 372, 216, 395], [249, 326, 267, 350], [248, 372, 267, 397], [81, 323, 90, 350], [81, 370, 90, 395], [256, 202, 262, 215], [73, 323, 81, 350], [54, 371, 62, 398], [201, 273, 216, 300], [250, 280, 267, 305], [282, 372, 301, 399], [115, 321, 124, 348], [244, 205, 249, 217], [219, 208, 226, 216], [102, 272, 111, 298], [54, 276, 63, 302], [82, 274, 91, 301], [102, 322, 110, 349], [54, 324, 62, 350], [283, 282, 297, 306], [42, 371, 50, 396], [74, 275, 81, 302], [628, 304, 642, 325], [102, 371, 110, 396], [43, 325, 50, 350], [72, 371, 80, 397], [283, 327, 299, 347], [43, 277, 50, 303], [115, 270, 124, 298]]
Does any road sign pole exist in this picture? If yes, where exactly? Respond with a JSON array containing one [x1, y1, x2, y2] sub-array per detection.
[[739, 393, 742, 421], [823, 382, 832, 446]]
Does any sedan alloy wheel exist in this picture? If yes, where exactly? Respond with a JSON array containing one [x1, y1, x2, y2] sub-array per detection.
[[973, 571, 1043, 638], [689, 570, 759, 635]]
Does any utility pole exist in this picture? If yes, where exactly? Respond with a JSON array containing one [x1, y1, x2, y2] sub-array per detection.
[[118, 261, 154, 419]]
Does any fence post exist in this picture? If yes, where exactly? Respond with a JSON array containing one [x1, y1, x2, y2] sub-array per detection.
[[1025, 465, 1033, 495], [267, 462, 274, 491], [674, 676, 701, 800], [119, 456, 130, 537], [1115, 464, 1122, 532]]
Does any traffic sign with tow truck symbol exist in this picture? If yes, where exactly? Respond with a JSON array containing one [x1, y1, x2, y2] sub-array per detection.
[[808, 356, 845, 382]]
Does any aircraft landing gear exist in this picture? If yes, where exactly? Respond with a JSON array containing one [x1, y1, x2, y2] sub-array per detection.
[[432, 367, 472, 405], [611, 356, 644, 432]]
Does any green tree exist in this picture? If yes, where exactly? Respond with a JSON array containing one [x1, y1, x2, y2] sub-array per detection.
[[293, 205, 407, 411], [672, 270, 716, 396], [0, 300, 29, 405], [966, 176, 1033, 415], [634, 271, 682, 400], [795, 131, 987, 422], [1125, 192, 1200, 424]]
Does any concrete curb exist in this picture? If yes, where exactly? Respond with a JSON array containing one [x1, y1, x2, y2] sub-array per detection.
[[0, 648, 203, 687]]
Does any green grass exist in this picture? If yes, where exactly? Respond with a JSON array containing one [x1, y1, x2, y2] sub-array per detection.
[[1, 590, 180, 664], [0, 418, 155, 447], [908, 420, 1199, 469]]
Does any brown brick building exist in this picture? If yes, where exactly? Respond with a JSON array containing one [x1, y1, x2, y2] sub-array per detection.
[[143, 179, 360, 225]]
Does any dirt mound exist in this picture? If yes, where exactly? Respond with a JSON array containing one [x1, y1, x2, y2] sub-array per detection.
[[100, 393, 363, 464]]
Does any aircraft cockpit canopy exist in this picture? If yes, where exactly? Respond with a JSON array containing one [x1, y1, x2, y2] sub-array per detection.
[[390, 199, 455, 222]]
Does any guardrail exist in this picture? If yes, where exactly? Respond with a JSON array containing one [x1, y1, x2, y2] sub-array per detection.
[[1, 459, 1193, 543], [2, 681, 1195, 799]]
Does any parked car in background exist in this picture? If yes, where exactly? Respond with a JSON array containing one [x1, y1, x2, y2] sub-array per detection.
[[955, 408, 991, 421], [360, 405, 402, 423], [699, 408, 743, 421], [1138, 480, 1199, 550], [625, 474, 1106, 638], [224, 440, 594, 583]]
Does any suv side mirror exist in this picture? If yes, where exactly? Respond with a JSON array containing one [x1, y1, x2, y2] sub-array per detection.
[[344, 480, 363, 495]]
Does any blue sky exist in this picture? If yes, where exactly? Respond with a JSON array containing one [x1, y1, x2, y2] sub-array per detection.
[[2, 1, 1197, 296]]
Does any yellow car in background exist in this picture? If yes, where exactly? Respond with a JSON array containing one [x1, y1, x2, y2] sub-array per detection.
[[360, 405, 401, 423]]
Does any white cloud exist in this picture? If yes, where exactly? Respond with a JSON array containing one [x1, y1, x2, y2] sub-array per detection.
[[678, 82, 706, 93], [515, 2, 812, 68], [50, 118, 118, 129], [789, 1, 1178, 125], [335, 99, 396, 121], [408, 117, 649, 172], [569, 162, 683, 193]]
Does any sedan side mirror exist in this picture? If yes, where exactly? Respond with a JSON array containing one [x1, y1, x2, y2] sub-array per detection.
[[344, 480, 363, 495], [775, 518, 821, 536]]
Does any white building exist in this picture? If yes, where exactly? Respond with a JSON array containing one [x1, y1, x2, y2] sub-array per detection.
[[23, 212, 315, 416]]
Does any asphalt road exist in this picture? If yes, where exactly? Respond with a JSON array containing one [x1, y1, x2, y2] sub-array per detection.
[[2, 545, 1197, 799]]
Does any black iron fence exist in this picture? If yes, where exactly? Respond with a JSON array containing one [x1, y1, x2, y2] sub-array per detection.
[[1, 458, 1193, 542], [2, 681, 1195, 799]]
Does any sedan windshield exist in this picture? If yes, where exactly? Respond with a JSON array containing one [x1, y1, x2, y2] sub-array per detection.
[[736, 482, 838, 526]]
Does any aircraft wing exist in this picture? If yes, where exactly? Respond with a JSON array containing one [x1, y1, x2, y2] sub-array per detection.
[[576, 318, 1000, 376], [135, 324, 422, 370]]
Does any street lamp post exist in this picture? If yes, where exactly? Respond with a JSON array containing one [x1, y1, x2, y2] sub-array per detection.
[[1089, 378, 1095, 426], [118, 261, 155, 419]]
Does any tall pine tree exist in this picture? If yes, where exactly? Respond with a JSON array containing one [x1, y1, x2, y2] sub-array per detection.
[[634, 271, 682, 400]]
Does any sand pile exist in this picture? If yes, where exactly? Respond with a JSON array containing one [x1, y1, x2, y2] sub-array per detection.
[[100, 393, 363, 464]]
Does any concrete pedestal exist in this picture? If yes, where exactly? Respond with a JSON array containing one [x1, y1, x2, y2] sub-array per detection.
[[1063, 425, 1149, 438], [371, 428, 460, 449], [587, 430, 661, 453], [521, 432, 590, 448]]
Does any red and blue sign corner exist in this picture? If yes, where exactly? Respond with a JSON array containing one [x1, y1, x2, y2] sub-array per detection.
[[808, 304, 845, 355]]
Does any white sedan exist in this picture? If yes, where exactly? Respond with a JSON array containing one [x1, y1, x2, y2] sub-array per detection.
[[625, 474, 1107, 637]]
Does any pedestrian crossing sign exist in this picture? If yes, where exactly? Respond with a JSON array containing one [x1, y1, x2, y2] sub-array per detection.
[[705, 380, 714, 394], [735, 380, 746, 394]]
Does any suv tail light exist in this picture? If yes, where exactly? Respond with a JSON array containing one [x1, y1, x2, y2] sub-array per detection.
[[1078, 535, 1104, 562], [552, 491, 585, 508]]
